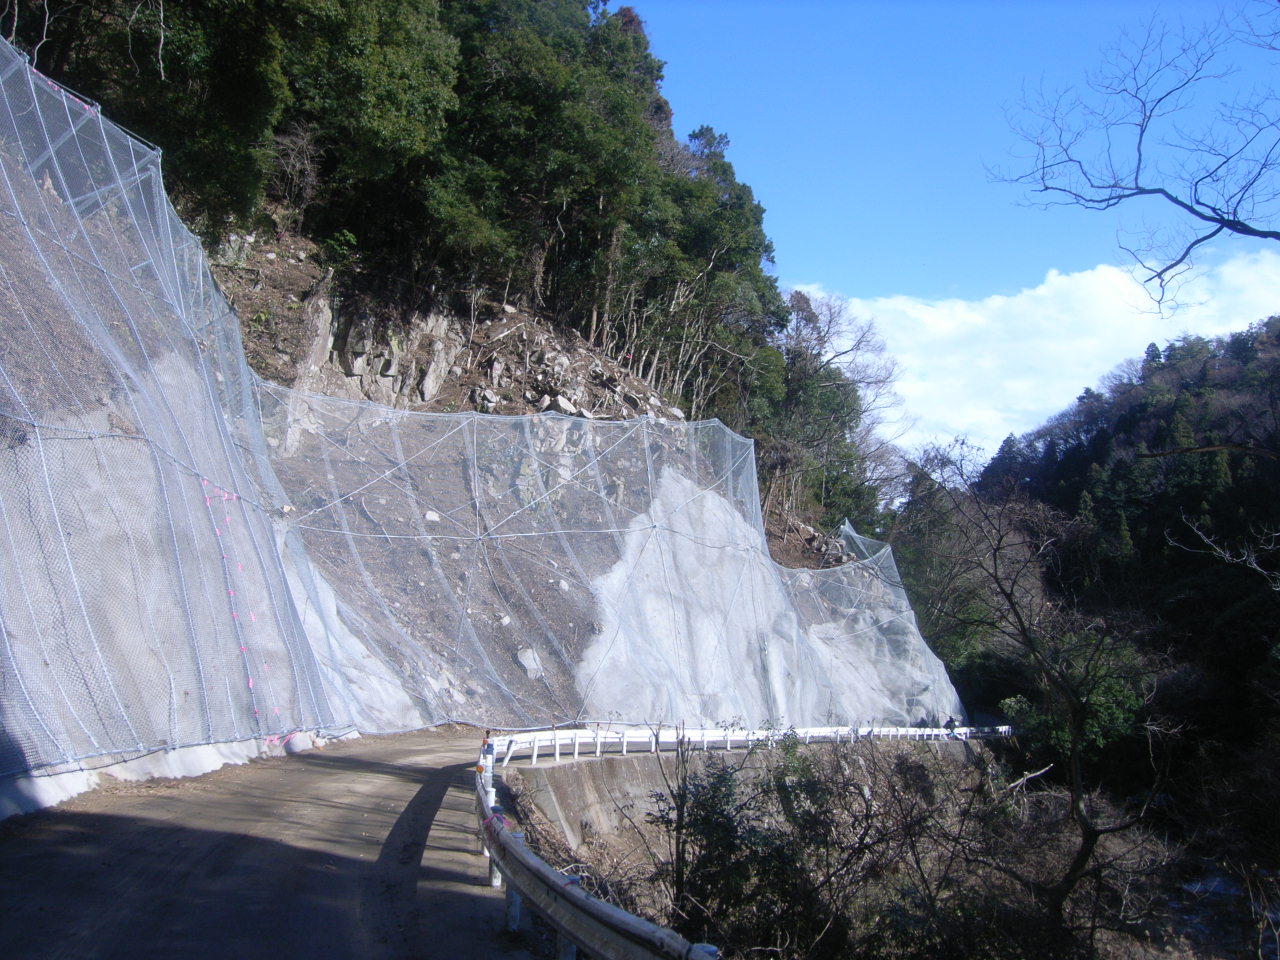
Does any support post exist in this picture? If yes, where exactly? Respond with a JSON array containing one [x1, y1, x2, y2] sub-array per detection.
[[488, 805, 505, 888], [505, 830, 526, 930], [557, 875, 581, 960]]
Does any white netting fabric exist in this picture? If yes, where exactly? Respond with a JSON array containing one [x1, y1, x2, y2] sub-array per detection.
[[0, 40, 961, 779]]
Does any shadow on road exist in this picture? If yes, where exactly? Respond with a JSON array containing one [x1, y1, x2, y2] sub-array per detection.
[[365, 760, 473, 953], [0, 755, 504, 960], [0, 810, 374, 960]]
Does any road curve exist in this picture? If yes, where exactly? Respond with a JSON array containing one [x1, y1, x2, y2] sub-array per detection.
[[0, 728, 534, 960]]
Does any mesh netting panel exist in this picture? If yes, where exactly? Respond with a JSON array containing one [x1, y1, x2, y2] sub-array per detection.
[[0, 43, 341, 776], [0, 40, 961, 778]]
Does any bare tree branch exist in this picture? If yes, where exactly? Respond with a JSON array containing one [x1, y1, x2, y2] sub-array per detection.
[[1001, 10, 1280, 304], [1172, 512, 1280, 590]]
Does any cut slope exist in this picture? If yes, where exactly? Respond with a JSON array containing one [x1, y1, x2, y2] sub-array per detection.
[[0, 38, 961, 797]]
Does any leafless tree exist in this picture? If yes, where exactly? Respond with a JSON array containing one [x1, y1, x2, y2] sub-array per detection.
[[913, 444, 1163, 928], [760, 291, 905, 521], [270, 122, 321, 229], [1175, 513, 1280, 590], [1004, 4, 1280, 304]]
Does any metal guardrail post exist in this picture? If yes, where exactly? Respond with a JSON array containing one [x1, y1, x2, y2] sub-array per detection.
[[506, 829, 526, 931], [486, 803, 505, 888], [558, 875, 581, 960]]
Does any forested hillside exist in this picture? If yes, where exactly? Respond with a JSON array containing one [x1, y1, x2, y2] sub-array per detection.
[[1008, 323, 1278, 833], [895, 319, 1280, 867], [3, 0, 886, 539]]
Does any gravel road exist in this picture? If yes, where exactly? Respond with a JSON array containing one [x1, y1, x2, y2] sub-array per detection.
[[0, 728, 535, 960]]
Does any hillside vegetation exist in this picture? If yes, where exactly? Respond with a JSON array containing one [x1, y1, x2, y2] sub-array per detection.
[[883, 322, 1280, 956], [953, 323, 1280, 857]]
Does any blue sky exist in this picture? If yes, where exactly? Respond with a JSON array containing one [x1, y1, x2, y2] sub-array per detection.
[[630, 0, 1280, 455]]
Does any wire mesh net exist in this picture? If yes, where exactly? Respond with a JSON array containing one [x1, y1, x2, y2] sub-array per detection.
[[0, 39, 961, 779]]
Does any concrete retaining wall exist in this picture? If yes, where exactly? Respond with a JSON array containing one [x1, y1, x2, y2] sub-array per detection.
[[509, 739, 986, 850]]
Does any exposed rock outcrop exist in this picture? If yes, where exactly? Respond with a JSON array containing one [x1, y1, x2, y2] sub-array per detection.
[[213, 225, 680, 422]]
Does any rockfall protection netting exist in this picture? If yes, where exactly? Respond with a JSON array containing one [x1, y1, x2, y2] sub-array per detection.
[[0, 39, 962, 780]]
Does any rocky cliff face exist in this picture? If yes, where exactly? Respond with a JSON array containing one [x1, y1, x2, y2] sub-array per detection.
[[212, 225, 680, 422]]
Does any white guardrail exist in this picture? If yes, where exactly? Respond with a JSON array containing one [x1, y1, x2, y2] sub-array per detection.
[[473, 723, 1012, 959]]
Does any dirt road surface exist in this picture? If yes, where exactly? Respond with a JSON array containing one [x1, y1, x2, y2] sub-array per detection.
[[0, 728, 537, 960]]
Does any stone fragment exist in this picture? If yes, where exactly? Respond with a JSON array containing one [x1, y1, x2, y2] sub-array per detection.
[[516, 647, 543, 680]]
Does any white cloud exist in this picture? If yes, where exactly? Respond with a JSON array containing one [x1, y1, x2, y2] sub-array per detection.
[[819, 249, 1280, 458]]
